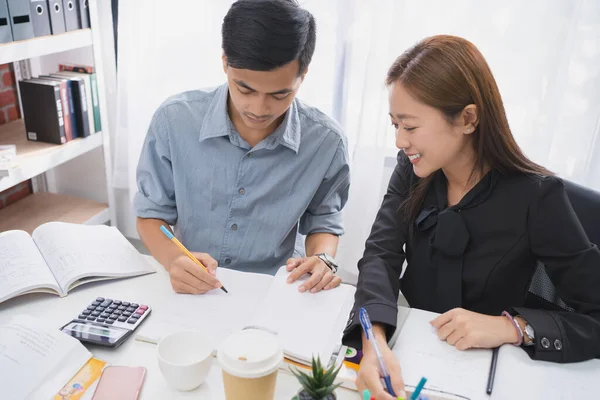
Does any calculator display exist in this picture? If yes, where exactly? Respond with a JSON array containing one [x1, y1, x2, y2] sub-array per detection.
[[62, 321, 128, 345], [69, 323, 123, 339]]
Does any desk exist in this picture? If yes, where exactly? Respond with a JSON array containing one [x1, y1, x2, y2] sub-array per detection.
[[0, 256, 358, 400]]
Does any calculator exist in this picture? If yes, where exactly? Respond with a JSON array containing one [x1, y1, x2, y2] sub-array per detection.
[[60, 297, 152, 348]]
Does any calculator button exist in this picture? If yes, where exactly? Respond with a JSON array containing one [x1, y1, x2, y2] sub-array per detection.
[[110, 314, 119, 320], [92, 301, 101, 306], [122, 301, 130, 307], [78, 314, 87, 319], [82, 310, 91, 315], [126, 307, 136, 313], [96, 297, 105, 302], [87, 306, 95, 311], [96, 307, 105, 312], [112, 300, 122, 305], [135, 309, 145, 315], [106, 308, 116, 313], [131, 303, 139, 308], [139, 305, 149, 311], [98, 318, 106, 323], [105, 320, 114, 324], [114, 310, 122, 316], [101, 312, 110, 317], [101, 301, 112, 307], [122, 312, 132, 317], [91, 311, 101, 317], [127, 319, 137, 324], [118, 305, 126, 310], [118, 316, 128, 322], [87, 316, 96, 321]]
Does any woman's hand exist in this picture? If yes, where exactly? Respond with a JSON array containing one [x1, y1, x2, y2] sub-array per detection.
[[430, 308, 519, 350], [356, 325, 407, 400]]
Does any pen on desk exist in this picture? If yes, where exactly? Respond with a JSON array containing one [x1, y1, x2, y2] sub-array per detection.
[[160, 225, 229, 293], [410, 377, 427, 400], [486, 347, 499, 395], [359, 307, 396, 397]]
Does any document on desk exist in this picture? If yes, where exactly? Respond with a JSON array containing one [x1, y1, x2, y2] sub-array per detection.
[[139, 266, 356, 366], [391, 308, 600, 400], [0, 222, 155, 304], [491, 344, 600, 399], [0, 315, 92, 400], [391, 308, 492, 400]]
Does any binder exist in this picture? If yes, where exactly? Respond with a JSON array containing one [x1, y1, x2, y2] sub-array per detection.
[[0, 0, 13, 44], [46, 0, 65, 34], [19, 79, 67, 145], [77, 0, 88, 28], [30, 0, 51, 37], [39, 75, 78, 140], [7, 0, 35, 41], [50, 73, 91, 138], [61, 0, 79, 31]]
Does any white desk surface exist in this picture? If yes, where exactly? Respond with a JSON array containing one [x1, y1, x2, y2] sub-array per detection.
[[0, 256, 359, 400]]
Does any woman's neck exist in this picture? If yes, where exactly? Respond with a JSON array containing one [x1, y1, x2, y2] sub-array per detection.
[[442, 148, 489, 206]]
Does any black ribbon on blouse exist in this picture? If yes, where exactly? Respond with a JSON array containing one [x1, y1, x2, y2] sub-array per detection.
[[415, 169, 499, 313]]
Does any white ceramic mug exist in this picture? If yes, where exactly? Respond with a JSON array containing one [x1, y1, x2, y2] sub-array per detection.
[[157, 330, 214, 391]]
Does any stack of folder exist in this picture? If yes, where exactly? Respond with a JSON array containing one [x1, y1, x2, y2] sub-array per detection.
[[19, 64, 101, 145], [0, 0, 91, 44]]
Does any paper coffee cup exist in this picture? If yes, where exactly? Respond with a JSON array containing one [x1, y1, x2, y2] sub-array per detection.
[[217, 329, 283, 400]]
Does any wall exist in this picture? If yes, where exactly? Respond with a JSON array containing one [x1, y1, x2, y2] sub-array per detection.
[[0, 63, 31, 210]]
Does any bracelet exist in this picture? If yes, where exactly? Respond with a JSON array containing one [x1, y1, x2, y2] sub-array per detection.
[[502, 311, 523, 346]]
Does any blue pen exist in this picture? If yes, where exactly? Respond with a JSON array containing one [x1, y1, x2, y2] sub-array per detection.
[[359, 307, 396, 397]]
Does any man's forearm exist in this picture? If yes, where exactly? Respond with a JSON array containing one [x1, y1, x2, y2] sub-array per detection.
[[136, 217, 181, 271], [305, 232, 339, 257]]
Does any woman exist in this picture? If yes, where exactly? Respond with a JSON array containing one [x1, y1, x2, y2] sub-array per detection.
[[342, 35, 600, 399]]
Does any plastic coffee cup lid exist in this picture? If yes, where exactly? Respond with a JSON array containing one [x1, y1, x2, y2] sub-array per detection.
[[217, 329, 283, 379]]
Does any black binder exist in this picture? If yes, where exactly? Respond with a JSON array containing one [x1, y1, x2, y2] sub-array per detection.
[[19, 79, 67, 144]]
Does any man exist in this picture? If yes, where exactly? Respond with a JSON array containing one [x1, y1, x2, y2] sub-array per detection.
[[134, 0, 350, 295]]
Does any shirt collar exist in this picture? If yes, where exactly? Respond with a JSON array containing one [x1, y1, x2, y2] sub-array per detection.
[[199, 83, 301, 153]]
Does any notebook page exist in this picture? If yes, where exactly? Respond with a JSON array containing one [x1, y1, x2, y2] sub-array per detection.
[[32, 222, 155, 292], [392, 308, 492, 400], [247, 266, 356, 364], [0, 315, 91, 400], [491, 344, 600, 399], [137, 267, 274, 349], [0, 230, 60, 303]]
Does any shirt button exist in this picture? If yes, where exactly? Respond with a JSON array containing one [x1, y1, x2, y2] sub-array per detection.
[[239, 188, 246, 195], [224, 258, 231, 265], [541, 337, 551, 349], [554, 339, 563, 351], [231, 224, 238, 231], [247, 153, 252, 158]]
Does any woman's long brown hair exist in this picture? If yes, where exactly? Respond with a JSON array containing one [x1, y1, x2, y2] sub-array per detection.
[[387, 35, 553, 223]]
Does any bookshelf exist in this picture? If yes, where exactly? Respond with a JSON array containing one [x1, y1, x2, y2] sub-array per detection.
[[0, 192, 108, 234], [0, 120, 103, 193], [0, 29, 93, 65], [0, 1, 116, 233]]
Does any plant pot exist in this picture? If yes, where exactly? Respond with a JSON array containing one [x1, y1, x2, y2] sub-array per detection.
[[292, 390, 337, 400]]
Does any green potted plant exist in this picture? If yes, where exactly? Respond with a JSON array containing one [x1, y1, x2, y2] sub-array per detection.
[[291, 356, 342, 400]]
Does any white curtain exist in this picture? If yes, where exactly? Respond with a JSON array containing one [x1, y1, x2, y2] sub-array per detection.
[[113, 0, 600, 279]]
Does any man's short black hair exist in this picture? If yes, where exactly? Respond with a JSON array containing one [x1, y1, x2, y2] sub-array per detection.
[[222, 0, 316, 75]]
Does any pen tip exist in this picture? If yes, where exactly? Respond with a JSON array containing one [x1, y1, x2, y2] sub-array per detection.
[[221, 286, 229, 293]]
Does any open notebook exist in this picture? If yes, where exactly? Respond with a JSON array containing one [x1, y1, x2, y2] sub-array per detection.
[[140, 265, 356, 366], [389, 308, 600, 400], [0, 222, 156, 304], [1, 315, 95, 400]]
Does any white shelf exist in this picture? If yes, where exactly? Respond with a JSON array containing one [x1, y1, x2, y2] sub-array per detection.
[[0, 29, 93, 65], [0, 119, 103, 192], [0, 192, 109, 234]]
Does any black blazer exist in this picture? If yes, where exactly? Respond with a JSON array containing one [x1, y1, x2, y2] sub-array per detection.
[[342, 153, 600, 363]]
